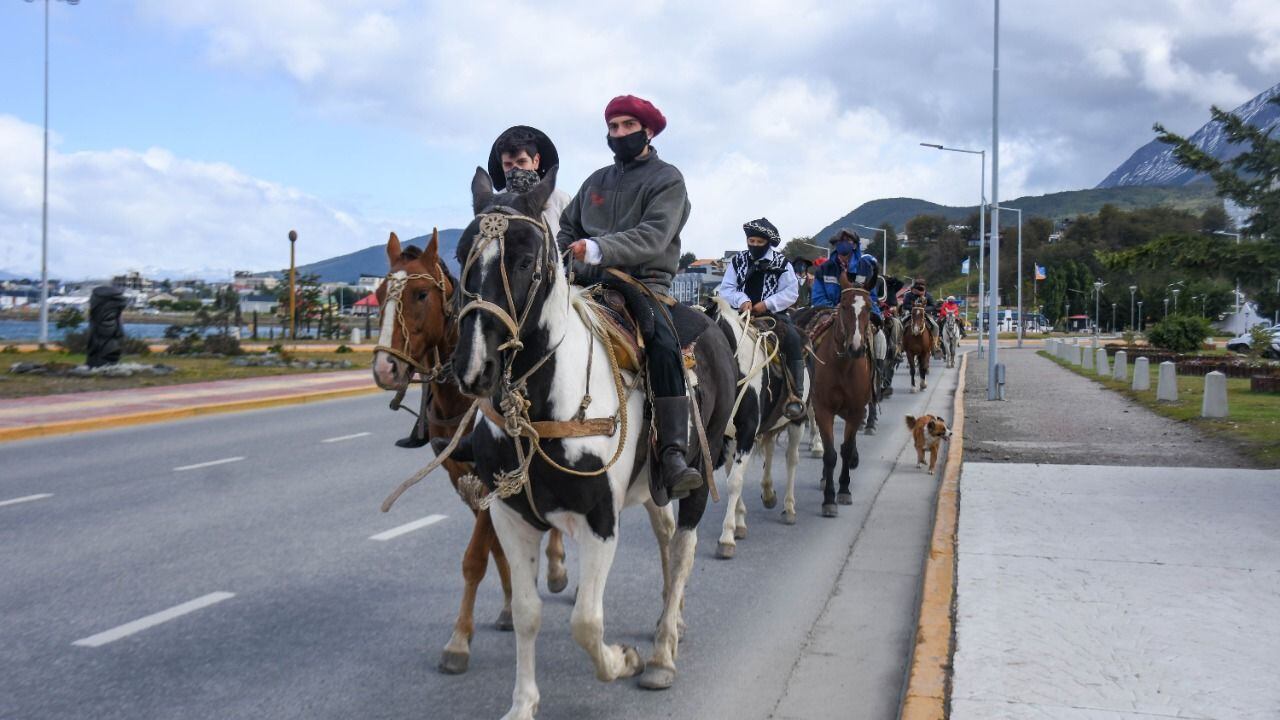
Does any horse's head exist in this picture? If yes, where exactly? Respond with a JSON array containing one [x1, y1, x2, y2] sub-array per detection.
[[910, 304, 927, 336], [453, 165, 559, 397], [371, 230, 454, 391], [837, 271, 871, 357]]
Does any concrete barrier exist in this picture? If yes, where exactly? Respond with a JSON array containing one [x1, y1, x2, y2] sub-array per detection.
[[1201, 371, 1228, 418], [1082, 343, 1094, 370], [1096, 347, 1109, 376], [1113, 350, 1128, 382], [1074, 344, 1084, 365], [351, 328, 362, 345], [1133, 357, 1150, 391], [1157, 361, 1178, 401]]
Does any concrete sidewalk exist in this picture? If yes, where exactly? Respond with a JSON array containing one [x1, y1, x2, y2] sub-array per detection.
[[0, 370, 378, 441], [952, 348, 1280, 719]]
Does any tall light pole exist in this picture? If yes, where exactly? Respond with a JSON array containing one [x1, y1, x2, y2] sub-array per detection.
[[987, 0, 1001, 399], [1172, 288, 1181, 314], [288, 229, 297, 340], [994, 205, 1022, 347], [1111, 303, 1116, 333], [1092, 281, 1105, 335], [1137, 300, 1144, 332], [25, 0, 80, 346], [1214, 230, 1242, 316], [1128, 285, 1137, 332], [849, 223, 888, 278], [1163, 297, 1169, 317], [920, 142, 985, 355]]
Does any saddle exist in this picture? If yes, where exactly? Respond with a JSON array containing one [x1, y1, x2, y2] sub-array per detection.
[[585, 285, 709, 374], [804, 308, 839, 346]]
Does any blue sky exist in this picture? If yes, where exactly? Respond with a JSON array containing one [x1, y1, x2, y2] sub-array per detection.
[[1, 1, 1277, 280]]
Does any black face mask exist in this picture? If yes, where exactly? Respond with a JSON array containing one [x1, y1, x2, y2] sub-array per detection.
[[607, 129, 649, 162], [504, 168, 540, 194], [748, 245, 769, 260]]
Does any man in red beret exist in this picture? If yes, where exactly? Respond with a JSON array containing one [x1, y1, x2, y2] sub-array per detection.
[[558, 94, 699, 507]]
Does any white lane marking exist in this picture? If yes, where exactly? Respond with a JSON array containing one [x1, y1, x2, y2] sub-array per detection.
[[0, 493, 53, 508], [369, 514, 447, 542], [72, 592, 236, 648], [173, 456, 245, 472], [321, 432, 372, 444]]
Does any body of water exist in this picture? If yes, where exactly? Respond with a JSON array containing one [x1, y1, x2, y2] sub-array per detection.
[[0, 320, 284, 342]]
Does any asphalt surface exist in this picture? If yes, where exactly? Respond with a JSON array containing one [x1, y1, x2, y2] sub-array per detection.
[[2, 358, 959, 720], [963, 343, 1258, 468]]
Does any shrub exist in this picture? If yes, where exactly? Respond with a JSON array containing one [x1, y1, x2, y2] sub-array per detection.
[[203, 334, 243, 356], [1246, 324, 1274, 360], [1145, 314, 1212, 353], [2, 344, 19, 354], [55, 307, 85, 330], [1121, 331, 1136, 346], [335, 344, 353, 354], [62, 330, 89, 354], [122, 336, 152, 356], [163, 324, 187, 340]]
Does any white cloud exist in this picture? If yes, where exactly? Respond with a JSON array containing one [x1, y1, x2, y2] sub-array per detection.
[[0, 114, 384, 279]]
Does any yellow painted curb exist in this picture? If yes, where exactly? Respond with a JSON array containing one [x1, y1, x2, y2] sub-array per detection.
[[0, 384, 382, 443], [900, 351, 967, 720]]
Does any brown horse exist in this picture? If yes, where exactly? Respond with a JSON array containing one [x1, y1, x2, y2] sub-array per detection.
[[902, 304, 934, 392], [810, 274, 875, 517], [370, 230, 568, 675]]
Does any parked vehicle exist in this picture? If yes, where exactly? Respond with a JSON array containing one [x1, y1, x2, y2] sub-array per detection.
[[1225, 324, 1280, 358]]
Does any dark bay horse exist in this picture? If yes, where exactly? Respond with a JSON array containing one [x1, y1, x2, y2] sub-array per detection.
[[448, 167, 735, 718], [902, 304, 934, 391], [370, 230, 568, 675], [810, 274, 875, 517]]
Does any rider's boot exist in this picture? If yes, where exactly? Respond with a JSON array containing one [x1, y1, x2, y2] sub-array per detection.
[[783, 360, 806, 421], [651, 396, 703, 507], [395, 419, 429, 448]]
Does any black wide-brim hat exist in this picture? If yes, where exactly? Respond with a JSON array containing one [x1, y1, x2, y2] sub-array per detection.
[[488, 126, 560, 191]]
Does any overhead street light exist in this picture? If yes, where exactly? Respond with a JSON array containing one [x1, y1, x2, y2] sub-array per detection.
[[24, 0, 81, 347], [1129, 285, 1137, 333], [919, 142, 986, 357], [994, 205, 1022, 347], [849, 223, 889, 279]]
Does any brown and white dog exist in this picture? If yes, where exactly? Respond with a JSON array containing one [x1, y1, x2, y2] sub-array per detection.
[[904, 414, 952, 474]]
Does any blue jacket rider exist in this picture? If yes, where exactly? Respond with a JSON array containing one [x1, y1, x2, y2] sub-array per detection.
[[811, 229, 882, 324]]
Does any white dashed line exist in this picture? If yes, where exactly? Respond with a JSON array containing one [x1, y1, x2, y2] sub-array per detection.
[[369, 514, 447, 541], [0, 493, 53, 508], [321, 432, 372, 444], [173, 457, 245, 472], [72, 592, 236, 648]]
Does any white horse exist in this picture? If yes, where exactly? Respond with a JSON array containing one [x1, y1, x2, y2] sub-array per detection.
[[445, 168, 734, 719], [706, 297, 811, 557], [942, 313, 960, 369]]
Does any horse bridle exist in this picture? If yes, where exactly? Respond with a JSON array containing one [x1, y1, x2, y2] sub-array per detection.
[[457, 208, 555, 360], [373, 264, 453, 378], [836, 287, 870, 358]]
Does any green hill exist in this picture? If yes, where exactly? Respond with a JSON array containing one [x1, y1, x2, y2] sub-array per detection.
[[812, 184, 1219, 241]]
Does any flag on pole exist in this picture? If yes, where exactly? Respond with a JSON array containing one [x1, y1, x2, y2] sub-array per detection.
[[961, 257, 970, 275], [1034, 263, 1046, 280]]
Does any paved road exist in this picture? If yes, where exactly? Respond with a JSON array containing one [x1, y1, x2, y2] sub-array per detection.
[[2, 358, 959, 720]]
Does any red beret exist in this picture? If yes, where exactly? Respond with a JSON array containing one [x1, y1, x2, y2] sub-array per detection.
[[604, 95, 667, 136]]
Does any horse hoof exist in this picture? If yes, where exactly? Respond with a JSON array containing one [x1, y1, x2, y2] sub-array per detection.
[[547, 572, 569, 595], [837, 492, 853, 506], [621, 645, 644, 678], [809, 448, 823, 458], [438, 650, 470, 675], [495, 609, 514, 632], [734, 525, 748, 540], [637, 664, 677, 690], [782, 510, 797, 525], [865, 426, 876, 436], [822, 504, 839, 518], [715, 542, 736, 559], [761, 492, 777, 509]]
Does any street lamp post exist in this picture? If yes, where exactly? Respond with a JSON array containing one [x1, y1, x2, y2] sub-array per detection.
[[1172, 288, 1181, 314], [849, 223, 888, 279], [1067, 288, 1085, 334], [1137, 301, 1144, 332], [288, 230, 297, 340], [25, 0, 80, 346], [1214, 230, 1242, 316], [1128, 285, 1137, 332], [920, 142, 985, 357], [1164, 297, 1169, 317], [987, 0, 1002, 398], [994, 205, 1022, 347], [1111, 303, 1116, 333], [1092, 281, 1105, 335]]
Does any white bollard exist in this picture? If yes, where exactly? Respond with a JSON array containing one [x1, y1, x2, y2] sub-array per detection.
[[351, 328, 362, 345], [1113, 350, 1128, 382], [1156, 361, 1178, 401], [1201, 371, 1228, 418], [1096, 348, 1109, 376], [1082, 343, 1094, 369], [1133, 357, 1150, 391], [1073, 344, 1084, 366]]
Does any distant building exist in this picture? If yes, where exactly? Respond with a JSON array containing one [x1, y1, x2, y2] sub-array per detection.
[[146, 292, 180, 306], [238, 294, 279, 315], [111, 271, 154, 293], [233, 271, 280, 292], [357, 275, 383, 294]]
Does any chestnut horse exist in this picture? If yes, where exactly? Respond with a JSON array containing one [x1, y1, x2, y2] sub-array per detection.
[[370, 230, 568, 675], [902, 304, 934, 392], [810, 274, 875, 517]]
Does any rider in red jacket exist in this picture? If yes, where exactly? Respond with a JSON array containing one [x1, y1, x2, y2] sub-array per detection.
[[939, 295, 965, 337]]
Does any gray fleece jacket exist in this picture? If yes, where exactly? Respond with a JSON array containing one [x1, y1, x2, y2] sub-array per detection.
[[556, 147, 691, 294]]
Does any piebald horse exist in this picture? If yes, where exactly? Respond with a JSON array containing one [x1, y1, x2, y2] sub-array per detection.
[[902, 304, 934, 391], [448, 167, 735, 719], [810, 274, 875, 517], [370, 232, 569, 675], [703, 296, 812, 559]]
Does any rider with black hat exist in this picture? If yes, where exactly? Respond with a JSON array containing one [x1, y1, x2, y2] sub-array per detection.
[[717, 217, 806, 420]]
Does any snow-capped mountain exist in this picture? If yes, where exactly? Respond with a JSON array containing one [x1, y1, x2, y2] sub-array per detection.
[[1097, 81, 1280, 188]]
